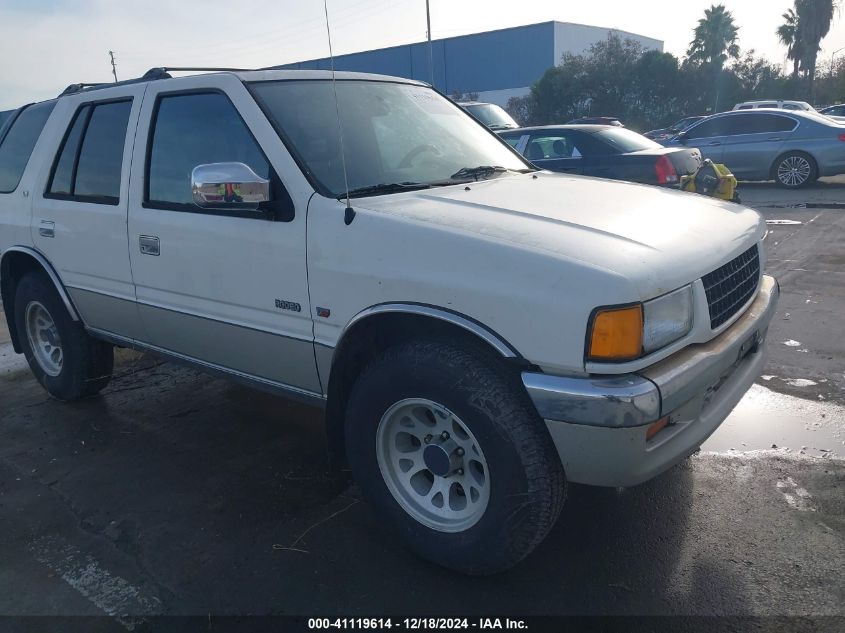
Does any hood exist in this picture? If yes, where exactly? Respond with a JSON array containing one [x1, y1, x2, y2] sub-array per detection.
[[353, 172, 765, 300]]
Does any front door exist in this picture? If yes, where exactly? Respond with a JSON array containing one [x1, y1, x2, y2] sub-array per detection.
[[126, 74, 321, 396], [718, 113, 794, 180]]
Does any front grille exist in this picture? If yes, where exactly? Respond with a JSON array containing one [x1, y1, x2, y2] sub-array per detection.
[[702, 245, 760, 329]]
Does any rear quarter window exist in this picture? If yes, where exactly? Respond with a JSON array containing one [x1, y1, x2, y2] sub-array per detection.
[[0, 101, 56, 193]]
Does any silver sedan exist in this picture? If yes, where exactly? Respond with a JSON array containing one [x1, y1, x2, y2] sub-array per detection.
[[665, 109, 845, 188]]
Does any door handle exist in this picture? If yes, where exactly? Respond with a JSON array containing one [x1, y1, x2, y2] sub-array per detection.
[[768, 137, 783, 141], [707, 141, 722, 146], [39, 220, 55, 238], [139, 235, 160, 256]]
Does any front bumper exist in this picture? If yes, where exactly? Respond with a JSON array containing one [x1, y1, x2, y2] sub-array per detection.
[[522, 275, 779, 487]]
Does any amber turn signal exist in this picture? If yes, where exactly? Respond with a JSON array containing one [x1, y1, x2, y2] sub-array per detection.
[[646, 416, 670, 441], [588, 305, 643, 361]]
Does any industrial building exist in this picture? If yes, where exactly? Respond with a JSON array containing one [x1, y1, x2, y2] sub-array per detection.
[[274, 21, 663, 106]]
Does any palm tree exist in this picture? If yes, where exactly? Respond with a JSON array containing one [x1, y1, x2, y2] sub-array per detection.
[[687, 4, 741, 69], [796, 0, 840, 99], [777, 7, 802, 79]]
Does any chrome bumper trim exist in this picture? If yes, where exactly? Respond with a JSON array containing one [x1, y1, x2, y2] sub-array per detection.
[[521, 372, 660, 428]]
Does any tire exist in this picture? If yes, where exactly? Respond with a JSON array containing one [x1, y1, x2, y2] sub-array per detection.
[[14, 271, 113, 401], [344, 339, 566, 574], [773, 151, 817, 189]]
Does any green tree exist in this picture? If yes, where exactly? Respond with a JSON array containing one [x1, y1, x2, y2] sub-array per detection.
[[687, 4, 741, 68], [795, 0, 840, 99], [777, 7, 802, 79]]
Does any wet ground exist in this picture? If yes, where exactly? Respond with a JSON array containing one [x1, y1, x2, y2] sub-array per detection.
[[0, 182, 843, 626]]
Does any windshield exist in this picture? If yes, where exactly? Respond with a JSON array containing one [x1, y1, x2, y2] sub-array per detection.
[[250, 81, 528, 197], [462, 103, 519, 129], [592, 128, 662, 153]]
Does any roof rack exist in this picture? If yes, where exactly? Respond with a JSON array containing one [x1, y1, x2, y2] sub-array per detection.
[[57, 67, 254, 98]]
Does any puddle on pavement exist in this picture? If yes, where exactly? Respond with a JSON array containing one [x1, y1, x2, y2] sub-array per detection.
[[702, 384, 844, 459]]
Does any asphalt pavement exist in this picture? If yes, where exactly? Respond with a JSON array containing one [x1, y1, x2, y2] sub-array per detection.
[[0, 180, 843, 628]]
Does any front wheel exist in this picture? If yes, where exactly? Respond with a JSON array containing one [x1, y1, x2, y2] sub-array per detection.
[[774, 152, 817, 189], [14, 272, 114, 401], [345, 340, 566, 574]]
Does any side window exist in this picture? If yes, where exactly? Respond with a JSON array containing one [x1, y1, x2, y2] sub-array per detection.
[[146, 92, 270, 208], [526, 135, 582, 160], [0, 101, 57, 193], [726, 113, 796, 135], [686, 117, 730, 139], [46, 100, 133, 204]]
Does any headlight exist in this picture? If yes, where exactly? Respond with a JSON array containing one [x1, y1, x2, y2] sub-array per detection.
[[587, 285, 693, 361], [642, 285, 693, 353]]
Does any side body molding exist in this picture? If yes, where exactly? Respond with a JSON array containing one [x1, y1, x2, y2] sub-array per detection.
[[0, 246, 81, 321], [340, 303, 521, 359]]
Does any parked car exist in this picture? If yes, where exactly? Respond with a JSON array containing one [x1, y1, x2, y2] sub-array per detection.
[[667, 109, 845, 188], [0, 68, 777, 574], [820, 104, 845, 117], [733, 100, 814, 112], [818, 104, 845, 123], [500, 125, 702, 186], [456, 101, 519, 130], [566, 116, 623, 126], [644, 115, 707, 141]]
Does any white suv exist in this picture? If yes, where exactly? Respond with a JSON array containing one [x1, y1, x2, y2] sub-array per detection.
[[733, 100, 814, 111], [0, 69, 778, 574]]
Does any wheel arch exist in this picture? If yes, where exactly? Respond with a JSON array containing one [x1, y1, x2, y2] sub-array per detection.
[[322, 304, 529, 468], [0, 247, 80, 353]]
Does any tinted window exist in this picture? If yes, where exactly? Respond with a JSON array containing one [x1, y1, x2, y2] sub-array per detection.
[[0, 101, 56, 193], [726, 113, 796, 135], [592, 128, 661, 153], [526, 134, 583, 160], [685, 117, 731, 139], [47, 100, 132, 202], [48, 105, 90, 195], [74, 101, 132, 199], [148, 93, 270, 206]]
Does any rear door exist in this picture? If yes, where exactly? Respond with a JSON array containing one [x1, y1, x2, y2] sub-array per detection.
[[126, 74, 321, 396], [31, 87, 144, 338], [719, 113, 795, 179]]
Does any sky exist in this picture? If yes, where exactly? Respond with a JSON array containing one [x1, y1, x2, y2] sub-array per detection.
[[0, 0, 843, 110]]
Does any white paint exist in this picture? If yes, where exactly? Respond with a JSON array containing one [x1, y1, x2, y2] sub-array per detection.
[[28, 536, 161, 630], [766, 219, 803, 225], [783, 378, 818, 387], [760, 375, 776, 381], [783, 339, 802, 347], [776, 476, 816, 512]]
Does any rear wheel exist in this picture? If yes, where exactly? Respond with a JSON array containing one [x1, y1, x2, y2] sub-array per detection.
[[774, 152, 817, 189], [14, 272, 113, 401], [344, 339, 566, 574]]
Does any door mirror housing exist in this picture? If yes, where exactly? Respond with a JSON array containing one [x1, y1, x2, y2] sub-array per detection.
[[191, 162, 271, 211], [676, 132, 689, 144]]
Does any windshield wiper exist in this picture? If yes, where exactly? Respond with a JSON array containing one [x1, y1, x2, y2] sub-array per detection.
[[345, 182, 431, 199], [449, 165, 531, 181]]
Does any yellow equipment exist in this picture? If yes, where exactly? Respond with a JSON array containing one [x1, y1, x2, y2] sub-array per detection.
[[681, 159, 740, 203]]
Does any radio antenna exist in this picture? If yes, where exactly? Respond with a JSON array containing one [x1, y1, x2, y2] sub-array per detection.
[[323, 0, 355, 225]]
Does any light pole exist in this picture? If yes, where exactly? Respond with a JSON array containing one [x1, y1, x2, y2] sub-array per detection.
[[832, 47, 845, 78], [426, 0, 434, 87]]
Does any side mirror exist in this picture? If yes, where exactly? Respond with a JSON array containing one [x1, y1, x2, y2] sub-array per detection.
[[676, 132, 689, 145], [191, 162, 271, 210]]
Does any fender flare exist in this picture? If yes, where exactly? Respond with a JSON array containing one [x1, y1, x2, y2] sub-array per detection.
[[338, 302, 521, 360], [0, 246, 81, 321]]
